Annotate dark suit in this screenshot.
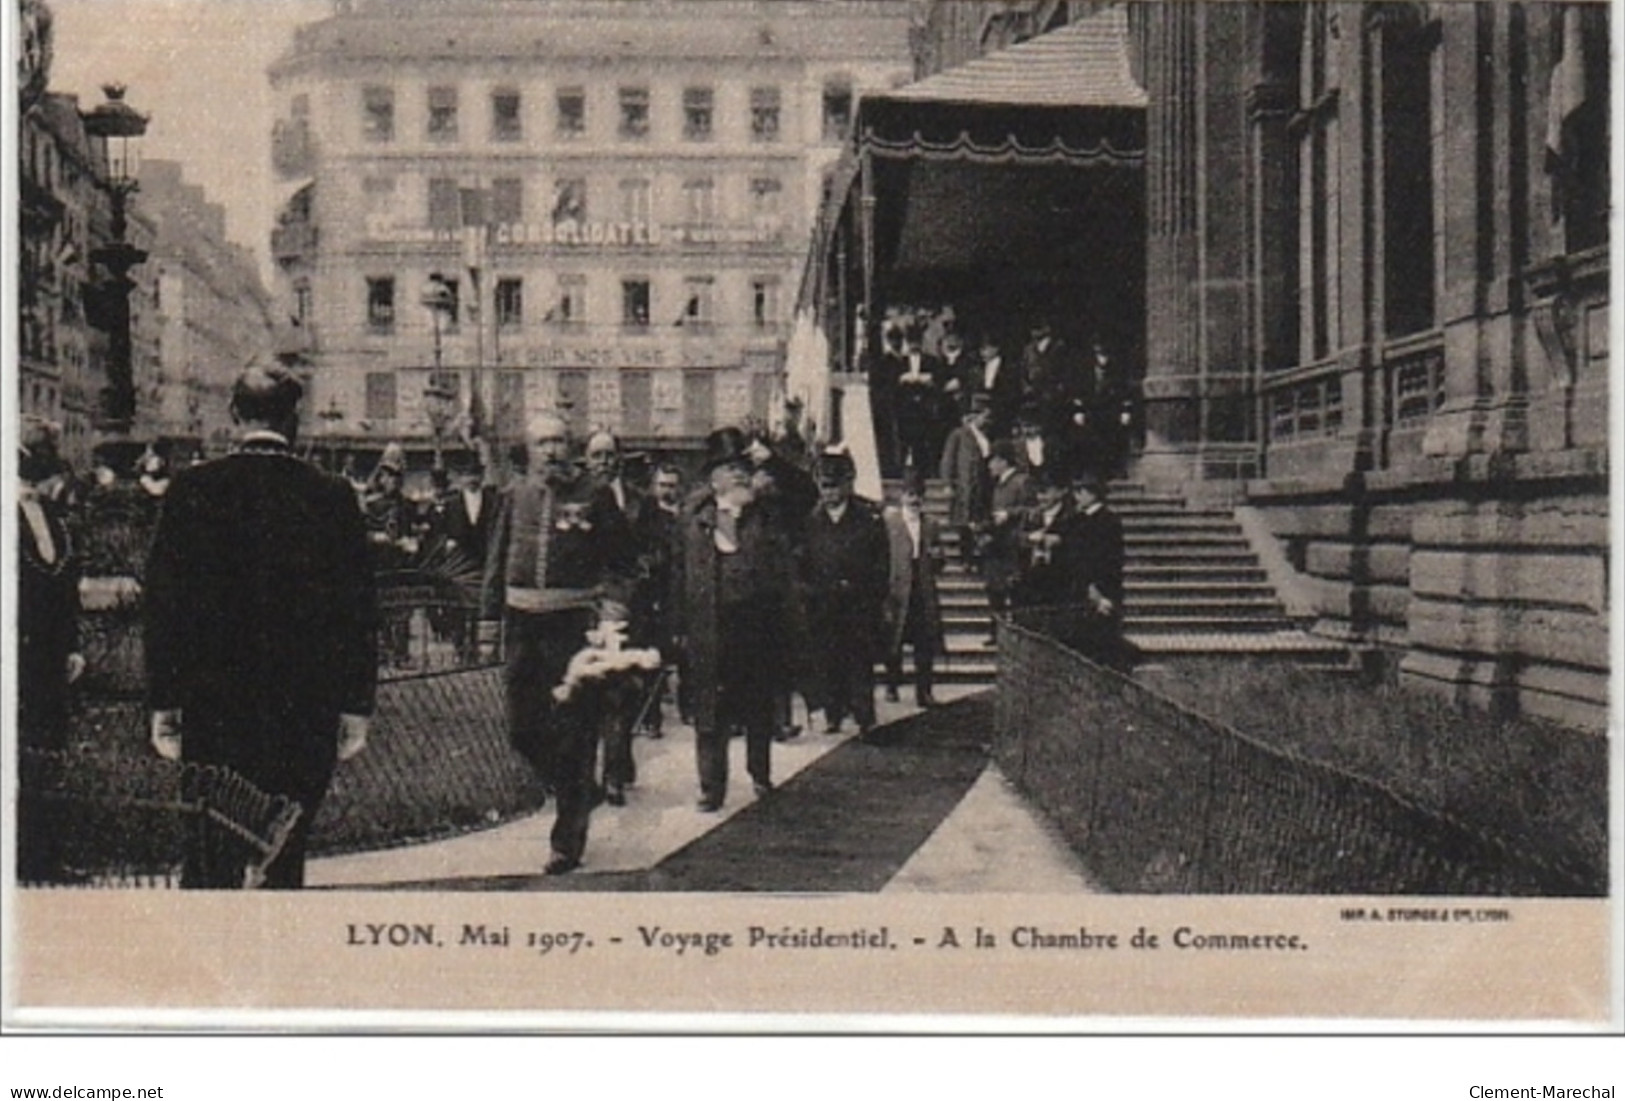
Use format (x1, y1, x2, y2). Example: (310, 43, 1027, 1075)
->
(437, 484, 498, 658)
(968, 353, 1021, 433)
(866, 348, 906, 478)
(482, 469, 634, 864)
(1065, 501, 1130, 668)
(18, 492, 80, 750)
(17, 491, 81, 884)
(983, 468, 1036, 620)
(1021, 336, 1085, 444)
(144, 437, 378, 888)
(673, 496, 794, 804)
(800, 497, 889, 730)
(894, 350, 944, 474)
(882, 507, 946, 695)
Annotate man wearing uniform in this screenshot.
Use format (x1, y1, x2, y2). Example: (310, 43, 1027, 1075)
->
(145, 366, 377, 888)
(481, 412, 635, 873)
(800, 451, 889, 735)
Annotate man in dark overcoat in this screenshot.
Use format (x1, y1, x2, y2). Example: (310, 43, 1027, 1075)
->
(937, 395, 993, 571)
(436, 454, 498, 661)
(584, 429, 648, 802)
(481, 412, 635, 873)
(1011, 464, 1081, 611)
(882, 472, 946, 707)
(672, 434, 795, 810)
(865, 326, 907, 478)
(800, 451, 889, 734)
(17, 418, 85, 884)
(893, 327, 945, 475)
(144, 366, 378, 889)
(982, 439, 1036, 640)
(1065, 469, 1131, 669)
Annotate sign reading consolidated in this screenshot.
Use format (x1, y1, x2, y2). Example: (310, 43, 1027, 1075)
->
(365, 218, 784, 247)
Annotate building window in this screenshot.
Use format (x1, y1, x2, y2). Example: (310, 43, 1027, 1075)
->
(427, 85, 458, 142)
(294, 278, 313, 326)
(1551, 5, 1610, 253)
(1376, 8, 1436, 338)
(683, 86, 714, 140)
(551, 274, 586, 325)
(365, 371, 397, 422)
(366, 276, 395, 332)
(616, 178, 651, 225)
(363, 174, 398, 216)
(749, 177, 783, 220)
(362, 85, 395, 142)
(750, 86, 781, 142)
(679, 276, 714, 327)
(491, 177, 523, 225)
(621, 279, 651, 328)
(682, 177, 716, 224)
(619, 85, 650, 139)
(428, 177, 461, 231)
(822, 80, 852, 142)
(556, 86, 586, 137)
(491, 87, 522, 142)
(751, 277, 781, 328)
(496, 277, 523, 328)
(552, 178, 587, 224)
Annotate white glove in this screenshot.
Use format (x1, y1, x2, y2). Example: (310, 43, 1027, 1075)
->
(150, 710, 182, 761)
(65, 652, 86, 684)
(337, 713, 371, 762)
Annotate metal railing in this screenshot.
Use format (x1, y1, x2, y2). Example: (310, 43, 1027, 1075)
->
(994, 607, 1602, 896)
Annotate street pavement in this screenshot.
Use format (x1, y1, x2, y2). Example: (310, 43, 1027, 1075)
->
(307, 684, 1095, 892)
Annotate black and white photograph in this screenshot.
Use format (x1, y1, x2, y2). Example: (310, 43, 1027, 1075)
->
(3, 0, 1619, 1037)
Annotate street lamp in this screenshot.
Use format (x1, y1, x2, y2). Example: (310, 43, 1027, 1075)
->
(83, 83, 148, 434)
(421, 274, 458, 466)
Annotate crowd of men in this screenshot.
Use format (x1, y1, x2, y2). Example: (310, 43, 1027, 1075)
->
(866, 306, 1136, 485)
(17, 337, 1130, 887)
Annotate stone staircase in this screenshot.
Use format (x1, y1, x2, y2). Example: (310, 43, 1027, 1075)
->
(888, 479, 1346, 688)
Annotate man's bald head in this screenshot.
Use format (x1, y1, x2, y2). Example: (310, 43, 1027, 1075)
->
(525, 411, 572, 474)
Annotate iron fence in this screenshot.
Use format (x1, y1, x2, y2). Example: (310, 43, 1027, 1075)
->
(995, 606, 1601, 896)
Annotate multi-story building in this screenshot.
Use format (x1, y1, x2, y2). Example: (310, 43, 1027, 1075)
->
(18, 91, 115, 468)
(906, 2, 1611, 727)
(139, 161, 278, 458)
(268, 0, 913, 463)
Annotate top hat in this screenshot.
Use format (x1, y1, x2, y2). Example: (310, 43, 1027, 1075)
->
(377, 442, 406, 473)
(968, 392, 993, 413)
(989, 438, 1023, 467)
(813, 449, 857, 485)
(702, 426, 750, 473)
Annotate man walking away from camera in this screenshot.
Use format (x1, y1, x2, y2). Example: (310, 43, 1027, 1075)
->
(145, 366, 377, 889)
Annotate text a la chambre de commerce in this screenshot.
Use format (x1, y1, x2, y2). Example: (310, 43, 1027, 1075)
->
(343, 921, 1313, 957)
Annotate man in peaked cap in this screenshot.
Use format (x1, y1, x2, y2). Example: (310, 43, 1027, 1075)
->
(144, 365, 378, 888)
(799, 448, 889, 735)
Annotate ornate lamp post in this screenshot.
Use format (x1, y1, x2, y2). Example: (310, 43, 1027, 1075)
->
(421, 274, 458, 467)
(83, 84, 148, 435)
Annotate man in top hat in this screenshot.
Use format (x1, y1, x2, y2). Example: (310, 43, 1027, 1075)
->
(363, 442, 415, 666)
(1011, 463, 1081, 611)
(882, 470, 946, 708)
(633, 461, 688, 737)
(481, 411, 636, 873)
(672, 428, 796, 810)
(865, 324, 907, 478)
(144, 365, 377, 888)
(800, 449, 889, 734)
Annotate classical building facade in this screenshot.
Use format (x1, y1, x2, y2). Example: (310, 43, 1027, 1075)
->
(910, 1, 1611, 728)
(268, 0, 912, 461)
(139, 161, 278, 457)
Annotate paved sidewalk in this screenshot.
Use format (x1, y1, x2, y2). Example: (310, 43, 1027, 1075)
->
(307, 684, 1093, 892)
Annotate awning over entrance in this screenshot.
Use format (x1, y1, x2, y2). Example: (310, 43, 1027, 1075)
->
(802, 5, 1147, 375)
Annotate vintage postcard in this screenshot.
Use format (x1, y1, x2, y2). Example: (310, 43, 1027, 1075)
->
(3, 0, 1619, 1031)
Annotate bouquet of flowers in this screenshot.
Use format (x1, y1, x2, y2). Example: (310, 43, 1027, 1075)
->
(553, 611, 662, 705)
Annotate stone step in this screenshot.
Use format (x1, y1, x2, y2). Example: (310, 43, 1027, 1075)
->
(1125, 531, 1251, 546)
(1124, 615, 1299, 635)
(1122, 517, 1246, 534)
(1127, 598, 1286, 618)
(1127, 582, 1280, 599)
(1126, 564, 1268, 582)
(1127, 546, 1259, 563)
(1130, 631, 1351, 663)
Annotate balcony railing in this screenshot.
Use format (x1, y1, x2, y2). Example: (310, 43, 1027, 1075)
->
(1383, 332, 1445, 429)
(1264, 360, 1343, 444)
